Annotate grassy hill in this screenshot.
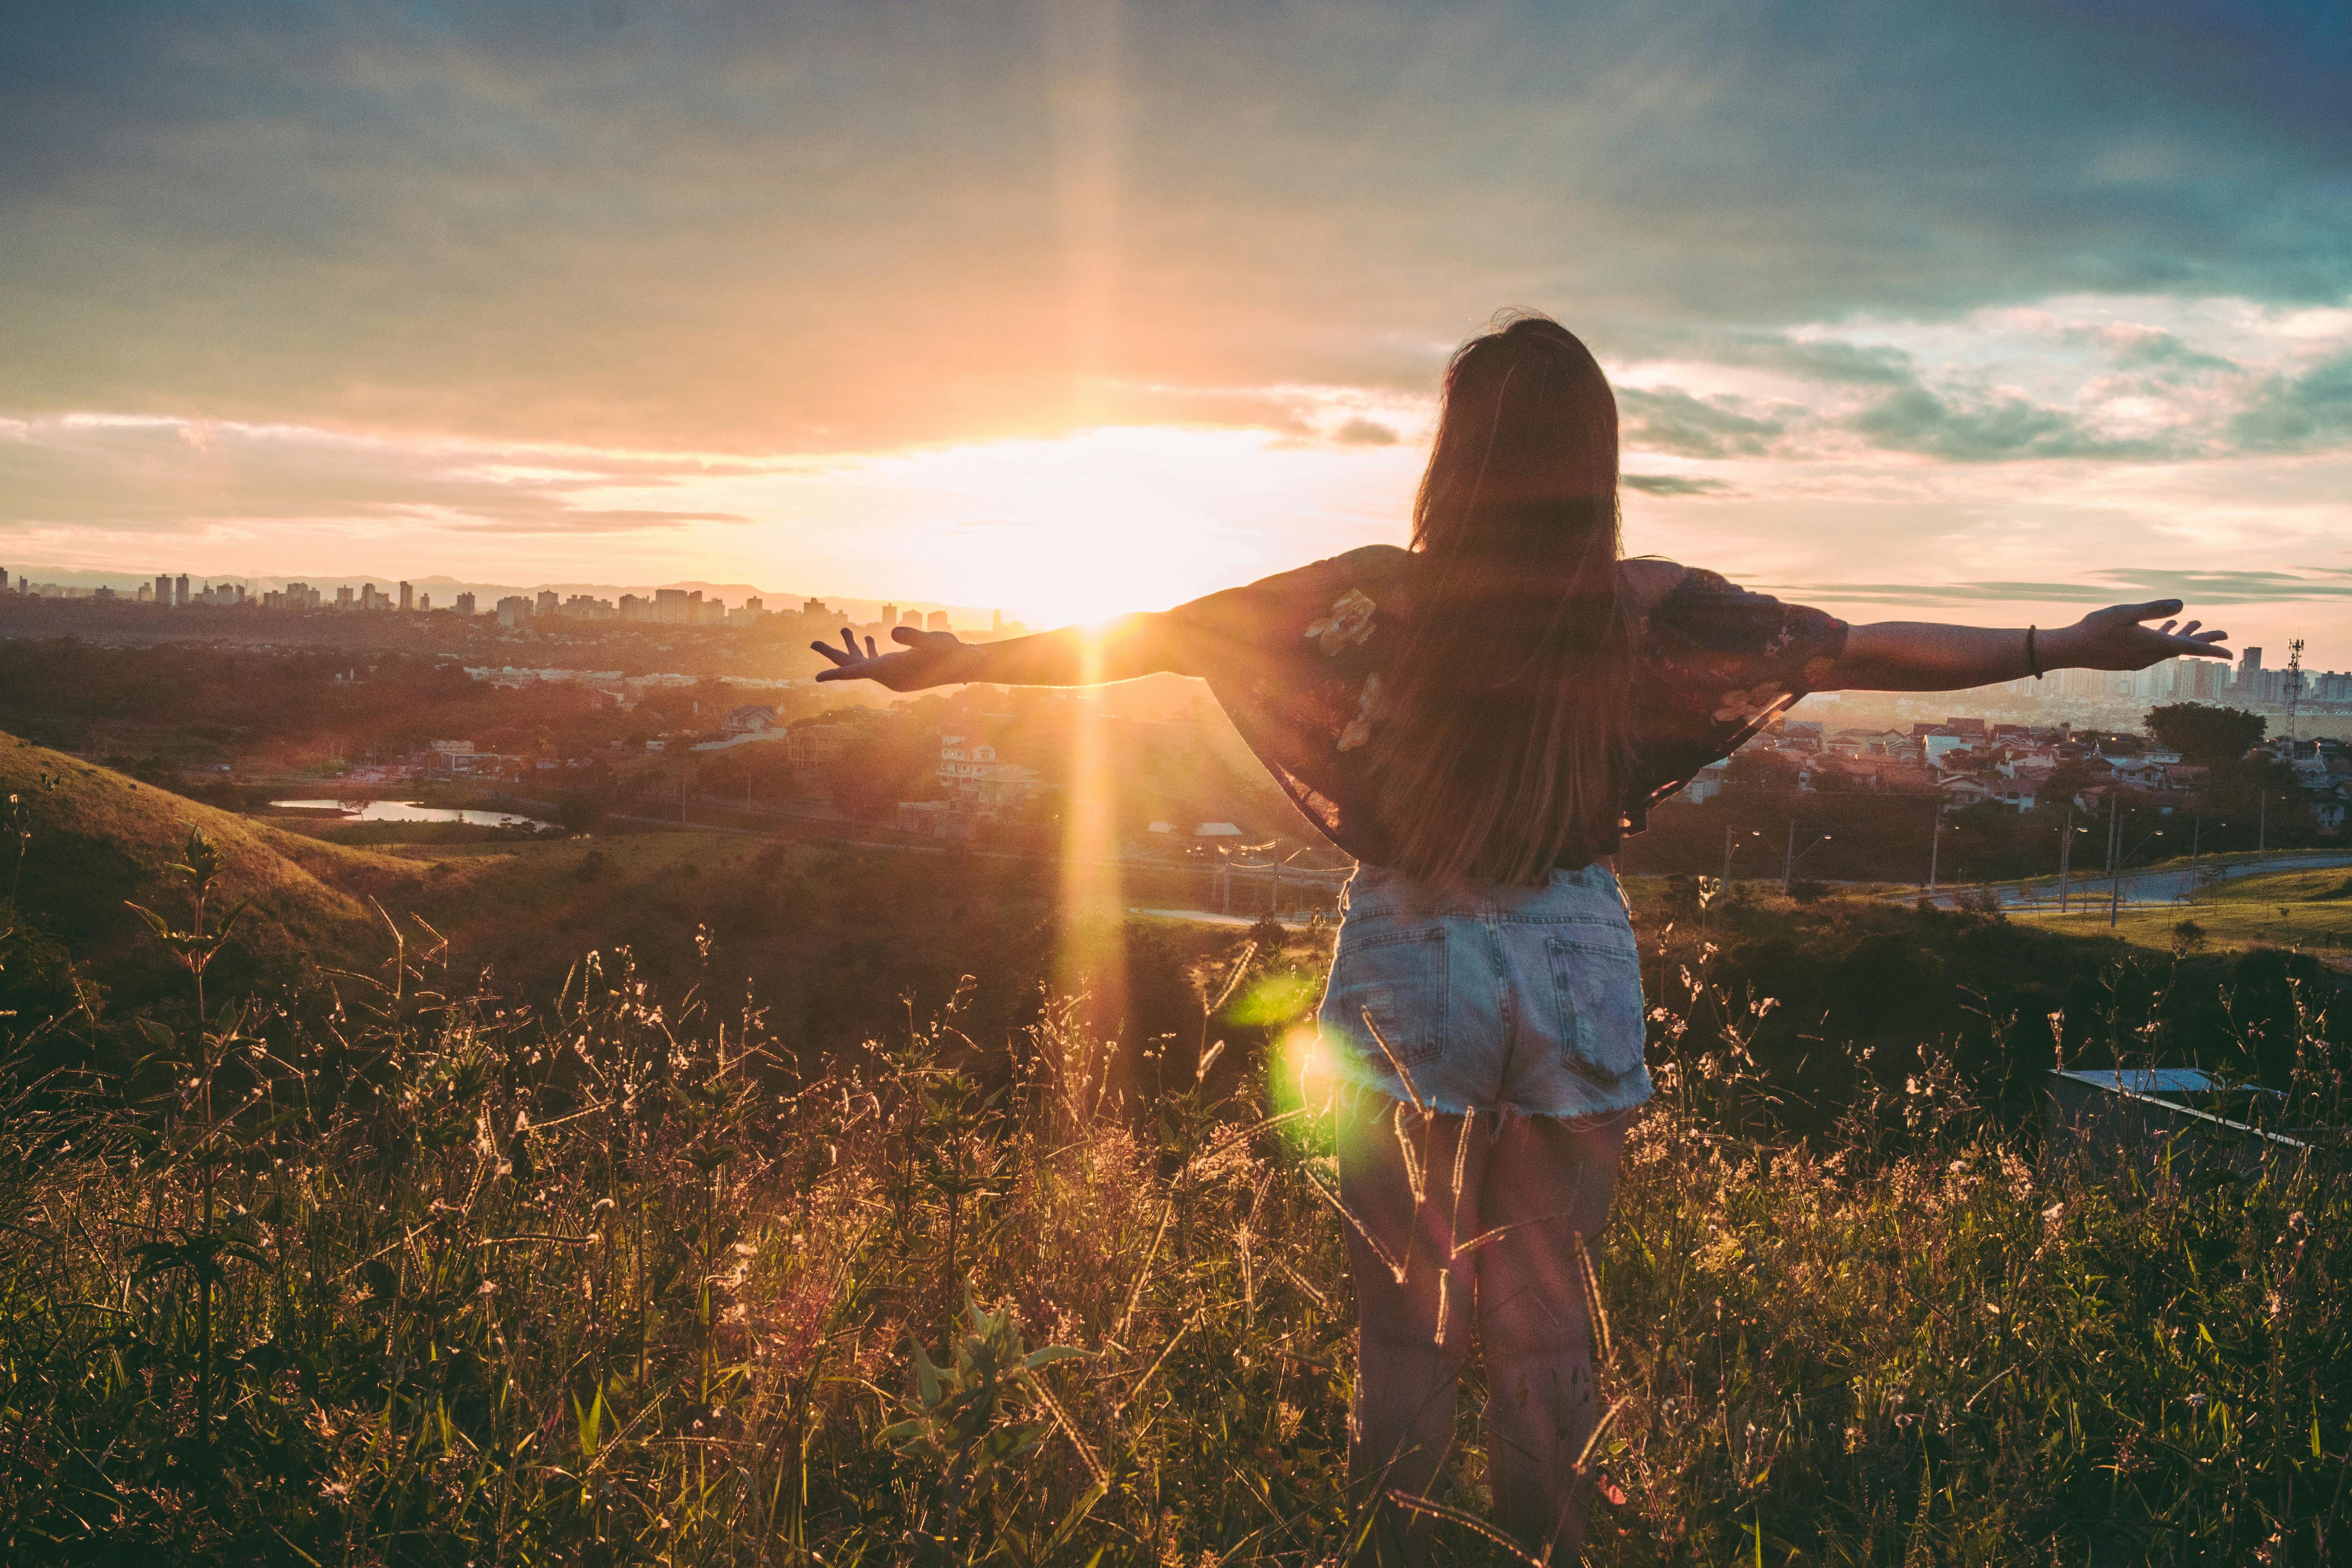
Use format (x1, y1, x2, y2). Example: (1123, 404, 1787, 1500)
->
(0, 732, 437, 1011)
(2016, 863, 2352, 965)
(0, 733, 1308, 1069)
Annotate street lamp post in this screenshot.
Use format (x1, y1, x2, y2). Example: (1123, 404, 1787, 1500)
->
(2056, 801, 2075, 913)
(1784, 822, 1832, 893)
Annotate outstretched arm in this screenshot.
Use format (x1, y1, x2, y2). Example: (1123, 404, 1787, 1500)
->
(808, 613, 1181, 691)
(1814, 599, 2229, 692)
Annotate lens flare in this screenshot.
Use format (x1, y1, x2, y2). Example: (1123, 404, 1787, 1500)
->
(1052, 630, 1127, 1041)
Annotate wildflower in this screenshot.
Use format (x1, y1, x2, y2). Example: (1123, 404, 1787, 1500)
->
(2185, 1392, 2209, 1411)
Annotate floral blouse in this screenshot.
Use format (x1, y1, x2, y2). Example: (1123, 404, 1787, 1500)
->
(1156, 544, 1847, 869)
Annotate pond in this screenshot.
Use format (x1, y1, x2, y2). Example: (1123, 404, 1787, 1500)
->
(269, 799, 554, 829)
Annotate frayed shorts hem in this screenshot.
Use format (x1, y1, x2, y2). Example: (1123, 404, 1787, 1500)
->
(1324, 1053, 1652, 1123)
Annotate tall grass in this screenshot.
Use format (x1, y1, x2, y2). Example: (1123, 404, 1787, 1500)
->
(0, 844, 2347, 1564)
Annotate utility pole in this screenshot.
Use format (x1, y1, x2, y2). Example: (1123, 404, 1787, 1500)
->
(2107, 794, 2123, 929)
(1721, 824, 1737, 892)
(1784, 818, 1797, 894)
(1928, 812, 1943, 895)
(2056, 801, 2074, 913)
(2188, 814, 2201, 905)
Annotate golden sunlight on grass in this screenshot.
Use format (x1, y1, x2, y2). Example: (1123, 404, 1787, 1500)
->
(1053, 627, 1128, 1037)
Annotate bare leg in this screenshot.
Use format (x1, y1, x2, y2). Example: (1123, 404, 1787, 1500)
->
(1336, 1092, 1488, 1565)
(1473, 1110, 1628, 1559)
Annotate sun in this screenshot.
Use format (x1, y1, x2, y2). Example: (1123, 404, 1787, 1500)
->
(851, 424, 1399, 626)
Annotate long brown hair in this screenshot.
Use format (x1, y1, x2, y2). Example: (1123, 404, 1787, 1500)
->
(1365, 312, 1636, 885)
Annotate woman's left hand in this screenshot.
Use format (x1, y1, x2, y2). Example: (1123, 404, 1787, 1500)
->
(2055, 600, 2230, 671)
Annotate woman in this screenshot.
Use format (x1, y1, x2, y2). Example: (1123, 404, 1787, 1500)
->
(811, 313, 2229, 1559)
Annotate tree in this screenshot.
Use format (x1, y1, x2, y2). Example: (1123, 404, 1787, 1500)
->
(556, 790, 607, 836)
(2146, 703, 2265, 766)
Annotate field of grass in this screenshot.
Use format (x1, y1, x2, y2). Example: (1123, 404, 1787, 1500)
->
(0, 825, 2347, 1564)
(2017, 865, 2352, 963)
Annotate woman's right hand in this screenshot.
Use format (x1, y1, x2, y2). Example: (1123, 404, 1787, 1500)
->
(809, 625, 979, 690)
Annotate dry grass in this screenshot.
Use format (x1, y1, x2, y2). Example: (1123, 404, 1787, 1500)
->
(0, 838, 2347, 1564)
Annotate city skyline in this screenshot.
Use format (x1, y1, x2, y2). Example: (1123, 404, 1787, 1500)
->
(2, 5, 2349, 658)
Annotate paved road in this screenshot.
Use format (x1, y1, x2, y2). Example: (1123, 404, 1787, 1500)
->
(1914, 850, 2352, 911)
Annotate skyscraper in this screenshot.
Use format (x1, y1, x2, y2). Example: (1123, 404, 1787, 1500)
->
(881, 603, 897, 628)
(455, 592, 476, 616)
(155, 573, 170, 605)
(398, 580, 413, 612)
(925, 610, 951, 633)
(174, 574, 190, 607)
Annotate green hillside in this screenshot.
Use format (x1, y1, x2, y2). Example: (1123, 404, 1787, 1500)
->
(0, 733, 432, 1006)
(2017, 863, 2352, 965)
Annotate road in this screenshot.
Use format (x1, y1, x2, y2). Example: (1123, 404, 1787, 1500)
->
(1912, 850, 2352, 911)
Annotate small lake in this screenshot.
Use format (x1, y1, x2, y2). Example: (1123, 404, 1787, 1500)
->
(270, 799, 554, 829)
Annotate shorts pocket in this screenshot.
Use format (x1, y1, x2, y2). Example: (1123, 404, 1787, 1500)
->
(1546, 933, 1646, 1085)
(1321, 926, 1447, 1068)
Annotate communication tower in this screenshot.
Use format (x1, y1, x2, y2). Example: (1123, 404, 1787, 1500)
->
(2285, 638, 2305, 744)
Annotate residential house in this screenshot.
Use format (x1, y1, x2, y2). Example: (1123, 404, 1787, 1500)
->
(938, 736, 1041, 814)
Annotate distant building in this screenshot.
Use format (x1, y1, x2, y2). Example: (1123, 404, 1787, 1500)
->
(398, 580, 413, 612)
(454, 592, 476, 616)
(723, 704, 778, 734)
(787, 722, 864, 766)
(536, 589, 559, 617)
(881, 603, 897, 628)
(417, 591, 431, 612)
(802, 597, 830, 619)
(925, 610, 951, 633)
(939, 735, 1039, 813)
(154, 573, 170, 604)
(174, 573, 190, 608)
(336, 585, 353, 610)
(496, 595, 533, 629)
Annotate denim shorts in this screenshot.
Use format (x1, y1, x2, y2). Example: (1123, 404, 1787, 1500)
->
(1315, 861, 1652, 1120)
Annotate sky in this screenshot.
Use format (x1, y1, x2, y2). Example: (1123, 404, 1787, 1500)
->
(3, 0, 2351, 662)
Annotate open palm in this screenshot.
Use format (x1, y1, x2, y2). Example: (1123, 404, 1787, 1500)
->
(808, 625, 975, 690)
(2067, 599, 2230, 671)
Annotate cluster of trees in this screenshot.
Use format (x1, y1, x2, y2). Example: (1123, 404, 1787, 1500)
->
(1633, 705, 2325, 887)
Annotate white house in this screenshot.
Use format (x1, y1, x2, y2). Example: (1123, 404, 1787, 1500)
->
(938, 736, 1040, 813)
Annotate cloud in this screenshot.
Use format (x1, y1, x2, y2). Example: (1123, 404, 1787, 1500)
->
(1847, 386, 2179, 462)
(2228, 350, 2352, 453)
(1332, 417, 1399, 446)
(2103, 328, 2237, 376)
(1622, 473, 1733, 497)
(0, 416, 758, 537)
(1775, 568, 2352, 607)
(1618, 328, 1918, 387)
(1617, 388, 1791, 459)
(3, 2, 2351, 453)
